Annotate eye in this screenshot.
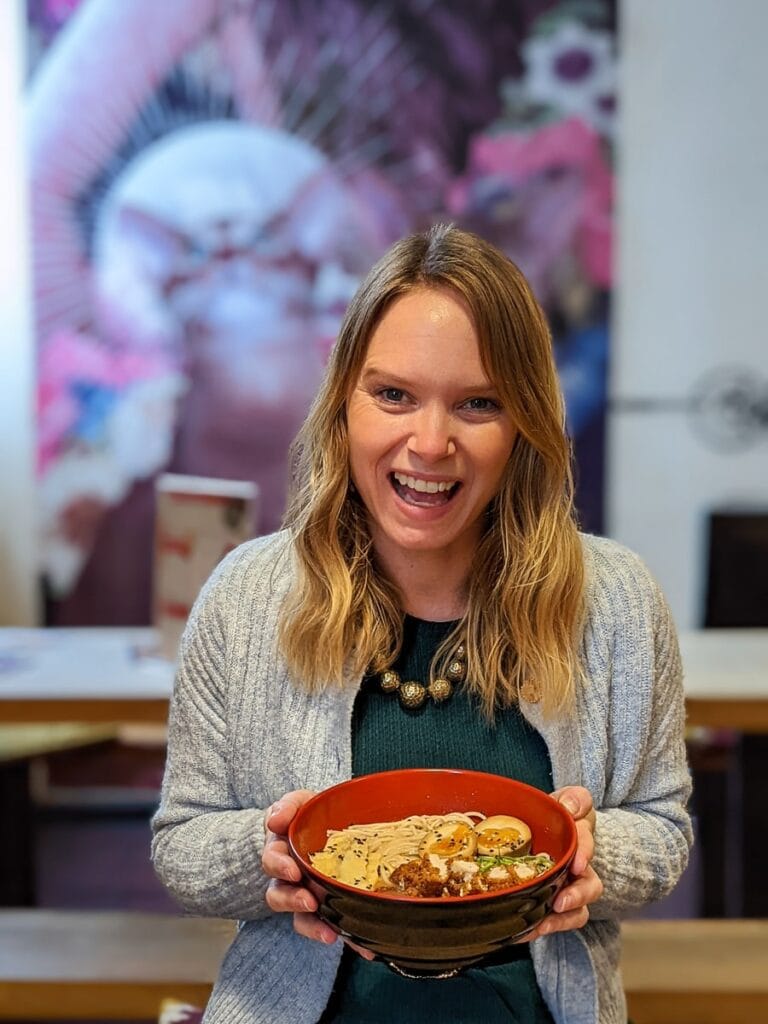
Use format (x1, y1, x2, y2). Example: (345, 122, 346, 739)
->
(462, 396, 500, 413)
(378, 387, 407, 404)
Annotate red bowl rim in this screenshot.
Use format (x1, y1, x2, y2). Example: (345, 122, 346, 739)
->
(287, 768, 578, 906)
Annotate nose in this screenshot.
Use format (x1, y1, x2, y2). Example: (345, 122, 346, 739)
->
(407, 404, 456, 463)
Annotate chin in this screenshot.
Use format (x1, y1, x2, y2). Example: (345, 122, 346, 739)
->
(380, 524, 473, 557)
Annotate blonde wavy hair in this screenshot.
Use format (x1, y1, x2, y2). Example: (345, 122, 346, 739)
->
(279, 224, 585, 718)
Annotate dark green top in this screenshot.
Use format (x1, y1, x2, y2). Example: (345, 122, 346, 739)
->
(320, 617, 555, 1024)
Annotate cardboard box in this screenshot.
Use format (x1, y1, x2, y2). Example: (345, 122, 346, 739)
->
(153, 474, 259, 660)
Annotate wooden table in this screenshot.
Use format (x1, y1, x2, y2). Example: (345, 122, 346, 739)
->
(1, 627, 767, 728)
(679, 629, 768, 733)
(0, 626, 765, 915)
(0, 911, 766, 1022)
(0, 628, 173, 723)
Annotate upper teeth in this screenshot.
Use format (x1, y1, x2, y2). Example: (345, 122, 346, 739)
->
(393, 472, 456, 494)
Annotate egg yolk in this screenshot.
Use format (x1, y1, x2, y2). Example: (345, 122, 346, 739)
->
(480, 828, 521, 848)
(430, 823, 474, 856)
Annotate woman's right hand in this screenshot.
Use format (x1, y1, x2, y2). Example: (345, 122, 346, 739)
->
(262, 791, 375, 958)
(263, 791, 337, 944)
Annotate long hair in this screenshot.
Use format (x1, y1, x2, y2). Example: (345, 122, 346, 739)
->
(279, 224, 585, 718)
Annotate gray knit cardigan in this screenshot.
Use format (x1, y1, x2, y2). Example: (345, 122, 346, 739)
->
(151, 530, 693, 1024)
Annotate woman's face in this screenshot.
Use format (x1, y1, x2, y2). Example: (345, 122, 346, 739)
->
(346, 287, 517, 568)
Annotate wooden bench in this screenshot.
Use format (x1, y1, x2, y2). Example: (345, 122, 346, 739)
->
(621, 918, 768, 1024)
(0, 911, 233, 1020)
(1, 912, 766, 1021)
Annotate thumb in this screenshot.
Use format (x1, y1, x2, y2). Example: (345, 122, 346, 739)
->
(266, 790, 316, 833)
(552, 785, 593, 820)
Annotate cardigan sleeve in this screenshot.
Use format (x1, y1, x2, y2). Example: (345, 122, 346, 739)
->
(150, 551, 273, 920)
(588, 574, 693, 918)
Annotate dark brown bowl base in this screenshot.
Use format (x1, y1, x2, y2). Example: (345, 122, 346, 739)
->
(310, 868, 568, 977)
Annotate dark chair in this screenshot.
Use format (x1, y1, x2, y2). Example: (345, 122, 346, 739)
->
(697, 510, 768, 917)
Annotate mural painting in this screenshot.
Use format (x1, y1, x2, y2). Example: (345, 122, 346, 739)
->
(26, 0, 616, 623)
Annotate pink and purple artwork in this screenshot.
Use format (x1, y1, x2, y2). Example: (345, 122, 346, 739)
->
(26, 0, 616, 623)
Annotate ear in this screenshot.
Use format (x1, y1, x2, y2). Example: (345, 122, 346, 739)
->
(272, 167, 378, 275)
(113, 203, 193, 260)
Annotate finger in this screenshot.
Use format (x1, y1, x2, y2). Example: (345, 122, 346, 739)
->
(262, 835, 302, 879)
(554, 867, 604, 913)
(292, 912, 376, 960)
(262, 843, 303, 883)
(535, 905, 590, 937)
(572, 819, 595, 876)
(344, 939, 376, 961)
(266, 790, 316, 836)
(514, 910, 586, 944)
(294, 910, 340, 946)
(265, 879, 318, 915)
(513, 903, 589, 944)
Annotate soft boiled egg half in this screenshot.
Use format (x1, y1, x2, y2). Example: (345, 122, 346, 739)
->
(474, 815, 532, 856)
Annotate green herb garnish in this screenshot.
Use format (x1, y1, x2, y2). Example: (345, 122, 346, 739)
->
(476, 853, 555, 874)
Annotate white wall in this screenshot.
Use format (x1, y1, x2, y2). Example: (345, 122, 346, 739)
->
(0, 0, 38, 625)
(609, 0, 768, 628)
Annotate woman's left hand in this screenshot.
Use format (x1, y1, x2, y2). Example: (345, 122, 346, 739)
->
(521, 785, 604, 941)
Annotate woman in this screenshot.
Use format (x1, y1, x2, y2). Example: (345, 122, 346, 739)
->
(151, 225, 692, 1023)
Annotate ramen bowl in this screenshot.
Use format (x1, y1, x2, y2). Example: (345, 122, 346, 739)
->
(288, 768, 578, 977)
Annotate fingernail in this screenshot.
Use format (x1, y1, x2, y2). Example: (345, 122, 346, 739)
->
(299, 897, 313, 912)
(288, 863, 301, 882)
(321, 928, 338, 944)
(268, 802, 282, 820)
(561, 796, 578, 814)
(556, 894, 570, 912)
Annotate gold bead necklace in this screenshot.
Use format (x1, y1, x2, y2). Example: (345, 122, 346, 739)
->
(377, 644, 466, 710)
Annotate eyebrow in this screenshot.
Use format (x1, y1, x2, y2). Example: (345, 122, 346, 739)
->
(360, 366, 499, 394)
(359, 367, 413, 389)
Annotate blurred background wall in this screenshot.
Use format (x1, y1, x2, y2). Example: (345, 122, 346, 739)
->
(608, 0, 768, 630)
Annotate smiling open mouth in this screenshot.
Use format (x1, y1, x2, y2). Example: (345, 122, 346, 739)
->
(390, 472, 461, 507)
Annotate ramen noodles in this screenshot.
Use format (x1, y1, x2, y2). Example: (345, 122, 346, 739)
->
(309, 812, 555, 897)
